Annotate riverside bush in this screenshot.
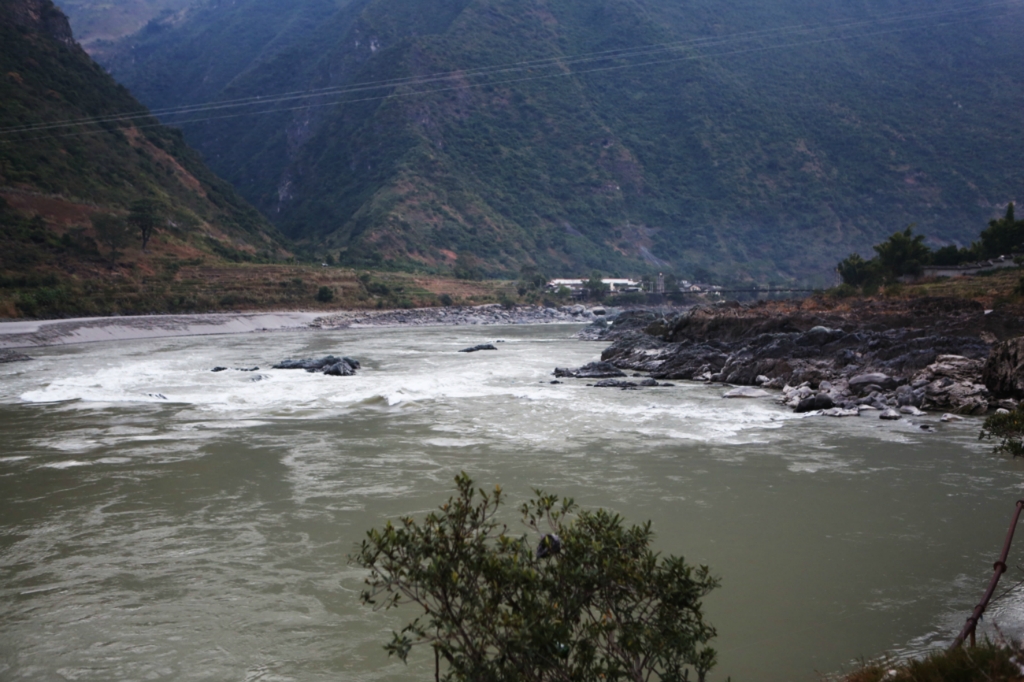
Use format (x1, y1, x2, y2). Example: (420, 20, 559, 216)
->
(354, 473, 719, 682)
(980, 404, 1024, 457)
(841, 639, 1023, 682)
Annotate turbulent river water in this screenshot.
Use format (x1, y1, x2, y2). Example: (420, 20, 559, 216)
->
(2, 323, 1024, 681)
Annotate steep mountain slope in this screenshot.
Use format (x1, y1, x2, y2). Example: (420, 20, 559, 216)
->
(0, 0, 288, 316)
(103, 0, 1024, 282)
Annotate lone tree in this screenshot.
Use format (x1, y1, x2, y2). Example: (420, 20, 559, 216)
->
(354, 473, 720, 682)
(584, 271, 608, 301)
(128, 198, 163, 251)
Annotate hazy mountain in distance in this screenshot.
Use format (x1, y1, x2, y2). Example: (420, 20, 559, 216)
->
(56, 0, 192, 54)
(102, 0, 1024, 282)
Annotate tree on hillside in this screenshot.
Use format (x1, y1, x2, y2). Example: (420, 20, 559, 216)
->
(930, 244, 973, 266)
(976, 203, 1023, 259)
(128, 198, 163, 251)
(354, 474, 720, 682)
(91, 212, 130, 264)
(837, 253, 875, 287)
(873, 225, 931, 280)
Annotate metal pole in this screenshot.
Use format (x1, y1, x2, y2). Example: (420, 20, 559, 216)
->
(950, 499, 1024, 649)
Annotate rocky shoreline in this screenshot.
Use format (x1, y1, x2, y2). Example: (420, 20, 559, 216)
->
(312, 303, 608, 329)
(568, 297, 1024, 417)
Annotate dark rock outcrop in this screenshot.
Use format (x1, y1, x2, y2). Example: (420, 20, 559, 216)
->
(273, 355, 360, 376)
(459, 344, 498, 353)
(590, 296, 1017, 414)
(795, 393, 834, 413)
(983, 337, 1024, 399)
(554, 361, 626, 379)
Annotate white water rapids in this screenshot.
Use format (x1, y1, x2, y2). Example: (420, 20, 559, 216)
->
(2, 323, 1024, 681)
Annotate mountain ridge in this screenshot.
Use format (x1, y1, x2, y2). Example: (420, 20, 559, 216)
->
(98, 0, 1024, 282)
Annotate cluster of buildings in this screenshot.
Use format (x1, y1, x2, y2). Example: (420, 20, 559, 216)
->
(546, 274, 721, 299)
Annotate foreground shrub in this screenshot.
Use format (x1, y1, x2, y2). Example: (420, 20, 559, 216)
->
(354, 473, 720, 682)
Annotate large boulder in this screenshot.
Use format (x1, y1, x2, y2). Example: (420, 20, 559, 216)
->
(983, 337, 1024, 399)
(795, 393, 835, 412)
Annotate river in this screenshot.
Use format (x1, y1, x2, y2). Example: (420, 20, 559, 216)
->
(1, 323, 1023, 681)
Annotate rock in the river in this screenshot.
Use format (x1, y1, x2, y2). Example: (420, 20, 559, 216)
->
(590, 297, 1007, 414)
(459, 344, 498, 353)
(723, 386, 771, 399)
(322, 360, 357, 376)
(554, 361, 626, 379)
(982, 337, 1024, 399)
(880, 408, 902, 420)
(795, 393, 834, 412)
(592, 379, 639, 389)
(273, 355, 359, 376)
(899, 405, 926, 416)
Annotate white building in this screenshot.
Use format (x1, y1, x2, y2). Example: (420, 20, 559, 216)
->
(547, 278, 641, 293)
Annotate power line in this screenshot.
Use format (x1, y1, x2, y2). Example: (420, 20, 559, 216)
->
(2, 0, 1021, 142)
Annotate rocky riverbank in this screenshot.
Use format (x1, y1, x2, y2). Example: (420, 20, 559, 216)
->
(312, 303, 606, 329)
(572, 297, 1024, 416)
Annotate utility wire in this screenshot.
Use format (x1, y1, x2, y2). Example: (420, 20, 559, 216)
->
(0, 0, 1015, 135)
(2, 1, 1021, 143)
(2, 0, 1016, 135)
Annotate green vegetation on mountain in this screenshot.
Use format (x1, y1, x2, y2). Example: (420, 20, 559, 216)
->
(0, 0, 292, 316)
(837, 204, 1024, 290)
(100, 0, 1024, 283)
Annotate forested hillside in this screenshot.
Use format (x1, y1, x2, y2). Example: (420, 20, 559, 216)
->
(0, 0, 288, 316)
(101, 0, 1024, 283)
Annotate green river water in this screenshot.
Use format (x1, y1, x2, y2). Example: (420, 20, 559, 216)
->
(1, 324, 1023, 681)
